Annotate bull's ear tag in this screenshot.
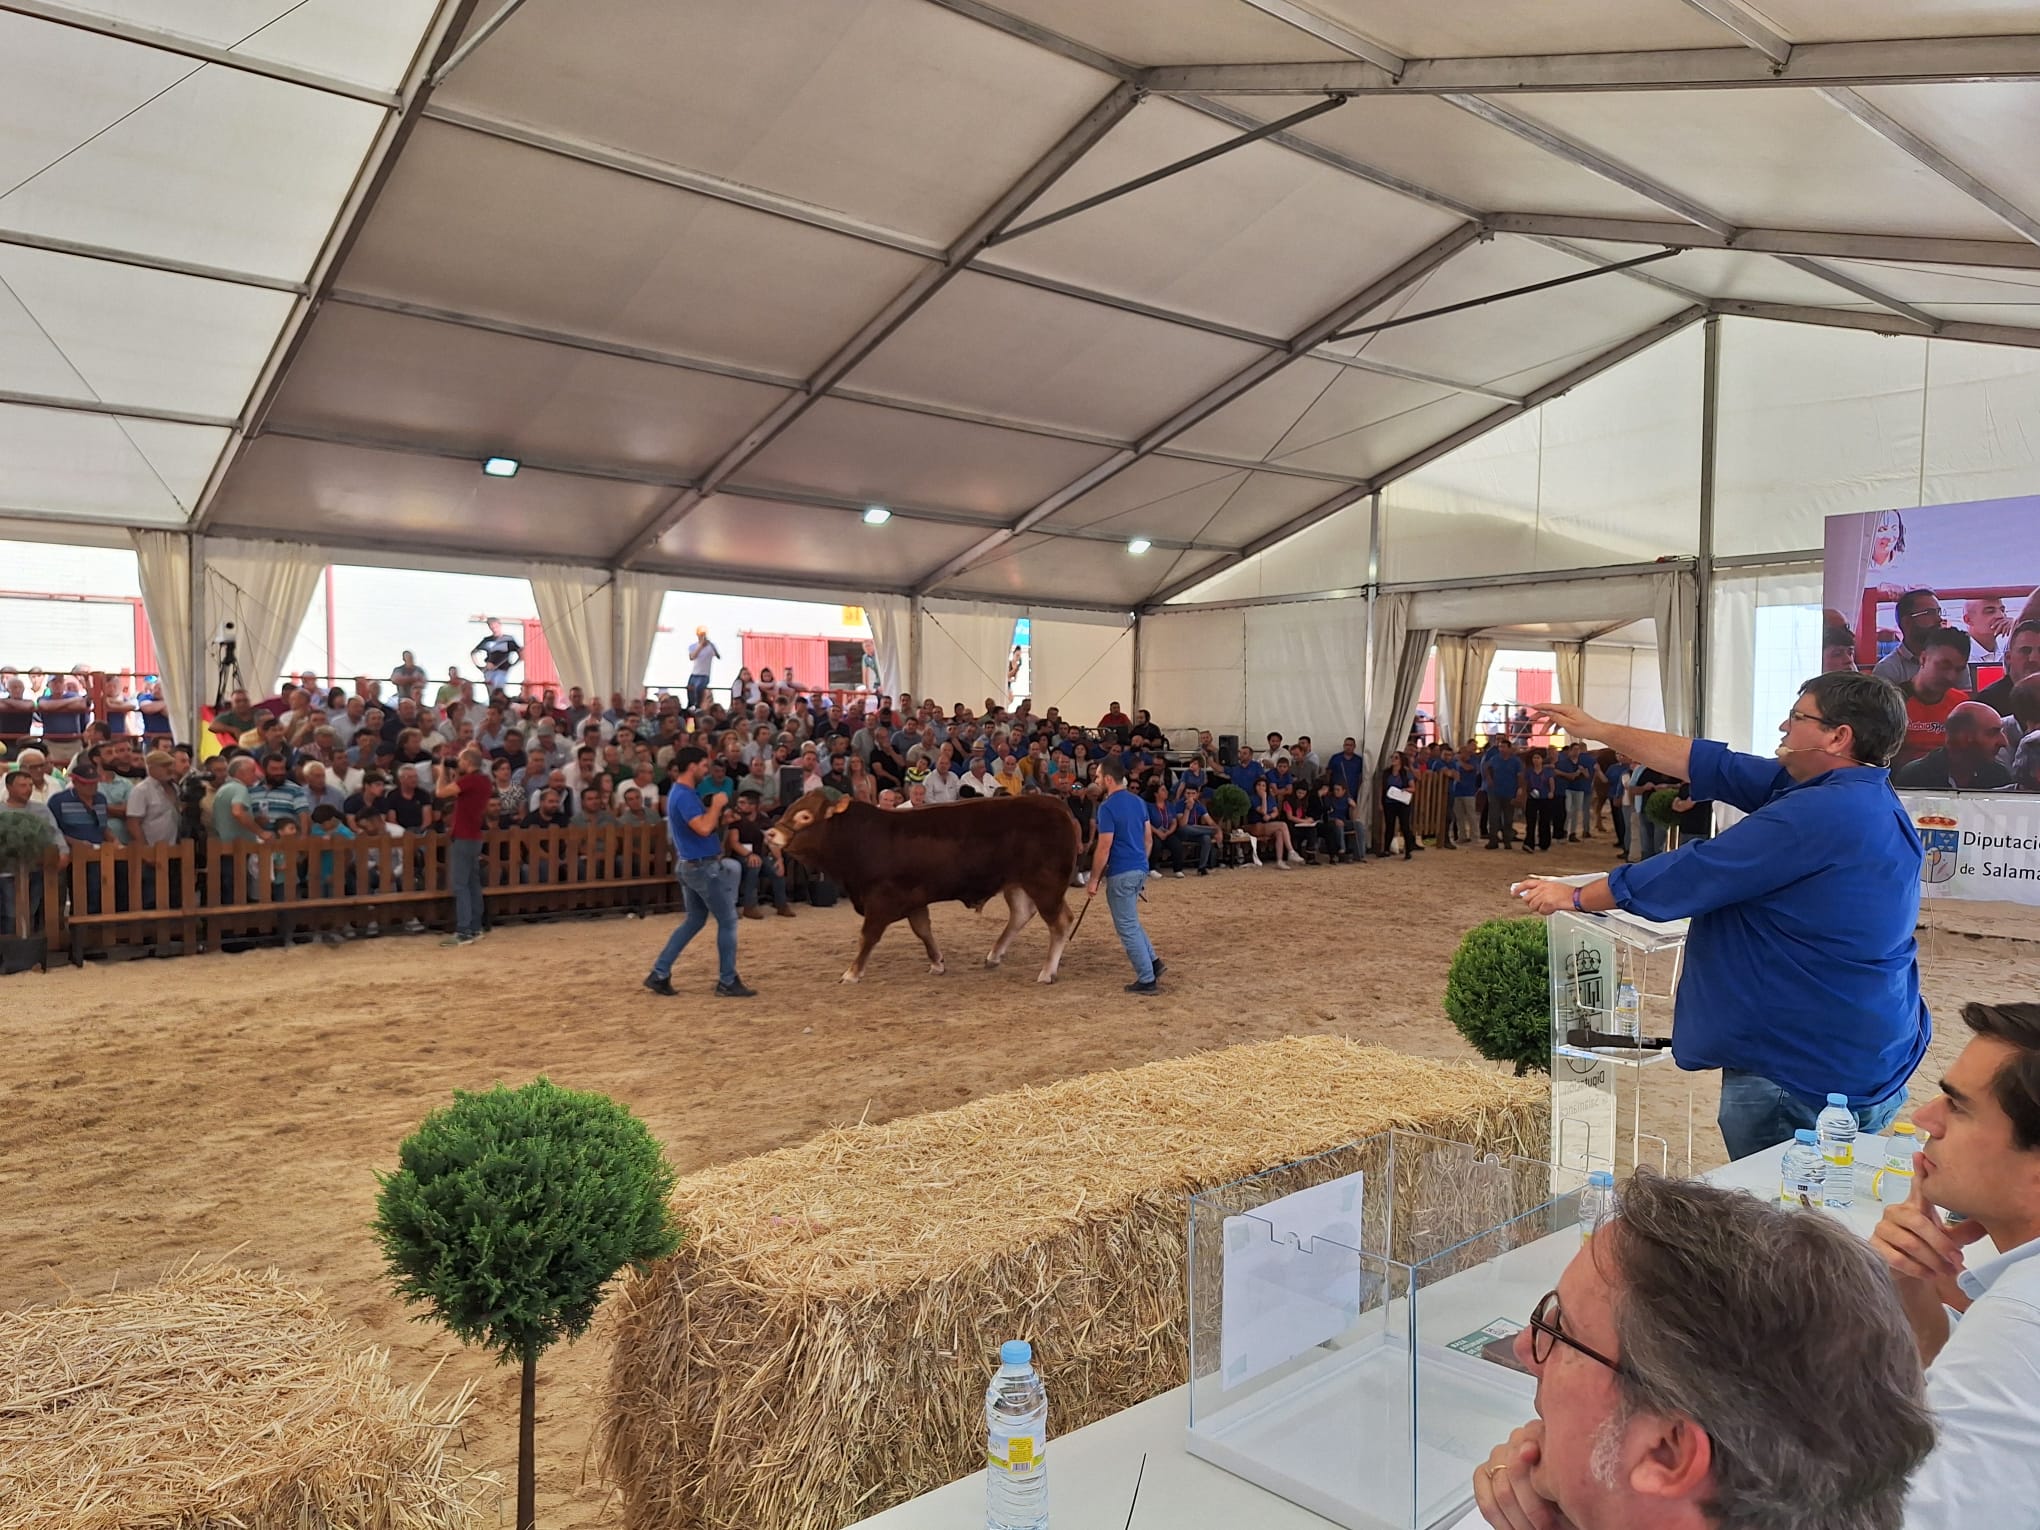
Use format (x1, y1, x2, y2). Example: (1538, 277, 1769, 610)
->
(830, 796, 852, 815)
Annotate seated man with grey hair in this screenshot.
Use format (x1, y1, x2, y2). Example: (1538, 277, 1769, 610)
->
(1471, 1171, 1934, 1530)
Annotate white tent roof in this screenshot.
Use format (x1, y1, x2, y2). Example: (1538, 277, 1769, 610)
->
(7, 0, 2040, 607)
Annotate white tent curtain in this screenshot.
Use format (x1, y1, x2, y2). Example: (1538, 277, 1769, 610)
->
(129, 529, 194, 740)
(1424, 632, 1500, 745)
(864, 593, 911, 699)
(1552, 641, 1586, 708)
(202, 538, 323, 702)
(1137, 607, 1245, 741)
(1366, 592, 1436, 823)
(615, 571, 667, 696)
(1705, 564, 1823, 754)
(1651, 570, 1698, 735)
(1029, 613, 1134, 726)
(917, 599, 1019, 710)
(1244, 599, 1368, 751)
(529, 563, 615, 696)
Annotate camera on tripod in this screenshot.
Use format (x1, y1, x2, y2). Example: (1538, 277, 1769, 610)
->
(210, 620, 245, 708)
(212, 620, 237, 659)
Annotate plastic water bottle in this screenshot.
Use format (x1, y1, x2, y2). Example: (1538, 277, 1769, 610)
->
(986, 1340, 1048, 1530)
(1815, 1093, 1857, 1208)
(1578, 1169, 1616, 1243)
(1876, 1123, 1920, 1203)
(1613, 981, 1642, 1046)
(1780, 1129, 1826, 1210)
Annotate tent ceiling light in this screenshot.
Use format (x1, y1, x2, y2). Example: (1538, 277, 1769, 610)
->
(482, 456, 520, 478)
(862, 505, 893, 525)
(1127, 537, 1152, 555)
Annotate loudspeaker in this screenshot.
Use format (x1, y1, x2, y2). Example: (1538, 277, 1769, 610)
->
(1217, 734, 1239, 768)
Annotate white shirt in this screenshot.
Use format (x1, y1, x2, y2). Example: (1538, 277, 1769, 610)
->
(689, 639, 718, 678)
(923, 769, 962, 804)
(1905, 1232, 2040, 1530)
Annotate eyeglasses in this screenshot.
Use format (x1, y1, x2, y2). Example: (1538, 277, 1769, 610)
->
(1784, 708, 1833, 729)
(1527, 1290, 1627, 1376)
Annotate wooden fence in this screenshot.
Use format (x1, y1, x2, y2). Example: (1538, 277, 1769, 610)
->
(13, 825, 686, 966)
(1373, 770, 1452, 854)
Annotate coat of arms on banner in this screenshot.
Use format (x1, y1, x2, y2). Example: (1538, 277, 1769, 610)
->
(1914, 809, 1960, 884)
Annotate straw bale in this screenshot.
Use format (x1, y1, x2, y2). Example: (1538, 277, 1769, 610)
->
(604, 1036, 1545, 1530)
(0, 1262, 490, 1530)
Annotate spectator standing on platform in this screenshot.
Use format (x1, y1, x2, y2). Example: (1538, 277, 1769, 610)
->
(434, 748, 490, 946)
(1872, 1001, 2040, 1530)
(390, 651, 427, 694)
(1087, 759, 1162, 994)
(1469, 1173, 1933, 1530)
(644, 746, 752, 999)
(471, 618, 522, 694)
(688, 627, 719, 710)
(1515, 679, 1927, 1159)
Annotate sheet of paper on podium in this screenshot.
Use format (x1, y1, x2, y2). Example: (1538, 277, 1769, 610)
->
(1219, 1170, 1365, 1390)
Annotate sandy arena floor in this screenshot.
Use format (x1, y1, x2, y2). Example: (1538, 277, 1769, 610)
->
(4, 835, 2035, 1527)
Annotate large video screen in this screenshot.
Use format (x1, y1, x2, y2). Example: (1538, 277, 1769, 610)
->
(1822, 498, 2040, 794)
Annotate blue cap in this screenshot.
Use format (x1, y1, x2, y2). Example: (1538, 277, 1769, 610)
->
(1001, 1340, 1032, 1366)
(1795, 1128, 1817, 1145)
(1827, 1093, 1848, 1106)
(1588, 1170, 1614, 1186)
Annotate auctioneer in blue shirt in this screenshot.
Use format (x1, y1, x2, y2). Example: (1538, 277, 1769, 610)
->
(1607, 738, 1929, 1110)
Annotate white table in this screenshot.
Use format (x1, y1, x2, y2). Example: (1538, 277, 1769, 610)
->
(850, 1142, 1941, 1530)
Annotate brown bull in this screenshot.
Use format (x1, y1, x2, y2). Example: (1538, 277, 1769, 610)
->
(765, 790, 1080, 983)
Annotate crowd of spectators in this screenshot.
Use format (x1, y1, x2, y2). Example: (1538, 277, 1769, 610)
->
(1827, 585, 2040, 791)
(6, 635, 1681, 948)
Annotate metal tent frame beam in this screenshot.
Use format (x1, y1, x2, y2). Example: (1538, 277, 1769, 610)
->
(1482, 215, 2040, 270)
(1821, 88, 2040, 249)
(1141, 36, 2040, 95)
(0, 226, 307, 294)
(1143, 306, 1708, 606)
(0, 389, 238, 430)
(913, 223, 1487, 593)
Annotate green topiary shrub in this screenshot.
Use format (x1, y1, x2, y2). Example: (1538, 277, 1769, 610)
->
(1444, 917, 1552, 1075)
(0, 809, 51, 873)
(1644, 787, 1682, 829)
(1211, 783, 1251, 827)
(374, 1078, 680, 1530)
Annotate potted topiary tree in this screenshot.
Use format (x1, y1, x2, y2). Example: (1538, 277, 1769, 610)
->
(0, 809, 54, 975)
(1444, 917, 1552, 1075)
(374, 1078, 681, 1530)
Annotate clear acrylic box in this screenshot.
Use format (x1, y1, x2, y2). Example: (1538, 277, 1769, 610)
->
(1185, 1132, 1583, 1530)
(1546, 907, 1695, 1181)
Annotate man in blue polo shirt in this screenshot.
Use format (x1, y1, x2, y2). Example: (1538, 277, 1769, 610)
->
(1088, 759, 1164, 994)
(644, 745, 755, 999)
(1516, 675, 1928, 1159)
(1227, 744, 1265, 797)
(1483, 738, 1522, 849)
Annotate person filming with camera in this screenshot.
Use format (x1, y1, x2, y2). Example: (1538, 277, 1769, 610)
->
(1513, 674, 1928, 1160)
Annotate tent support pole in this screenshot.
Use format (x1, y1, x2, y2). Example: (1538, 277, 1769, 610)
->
(1694, 315, 1720, 734)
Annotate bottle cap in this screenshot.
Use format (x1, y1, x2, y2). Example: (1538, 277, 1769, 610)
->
(1893, 1122, 1917, 1136)
(1795, 1128, 1817, 1145)
(1000, 1340, 1032, 1366)
(1826, 1093, 1848, 1106)
(1588, 1170, 1614, 1186)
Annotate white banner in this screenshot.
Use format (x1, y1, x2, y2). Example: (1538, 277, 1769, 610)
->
(1904, 792, 2040, 906)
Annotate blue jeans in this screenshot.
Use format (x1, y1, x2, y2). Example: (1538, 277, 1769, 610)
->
(652, 856, 738, 984)
(1177, 824, 1216, 869)
(1104, 869, 1156, 983)
(739, 856, 787, 909)
(450, 837, 483, 936)
(1717, 1068, 1907, 1161)
(483, 667, 510, 694)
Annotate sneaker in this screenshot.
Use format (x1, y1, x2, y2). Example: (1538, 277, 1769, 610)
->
(643, 974, 677, 997)
(1197, 867, 1209, 876)
(363, 921, 380, 937)
(439, 934, 466, 947)
(1124, 978, 1159, 995)
(716, 977, 758, 998)
(403, 918, 427, 934)
(1174, 870, 1186, 878)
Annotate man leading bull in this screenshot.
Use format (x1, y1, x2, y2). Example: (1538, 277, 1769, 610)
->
(1515, 674, 1927, 1160)
(643, 745, 756, 1000)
